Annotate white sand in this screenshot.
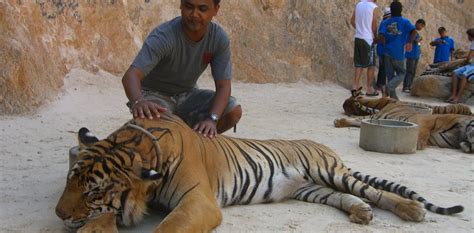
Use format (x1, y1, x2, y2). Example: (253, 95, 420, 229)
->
(0, 68, 472, 233)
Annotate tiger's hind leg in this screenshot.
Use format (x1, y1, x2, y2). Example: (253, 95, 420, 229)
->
(334, 117, 363, 128)
(340, 175, 426, 222)
(292, 184, 373, 224)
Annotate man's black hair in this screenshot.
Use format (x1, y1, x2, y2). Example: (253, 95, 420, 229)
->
(416, 19, 426, 25)
(182, 0, 220, 5)
(467, 28, 474, 38)
(390, 1, 402, 17)
(438, 27, 447, 34)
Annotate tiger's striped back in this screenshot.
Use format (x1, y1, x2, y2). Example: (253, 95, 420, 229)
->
(56, 113, 465, 232)
(343, 95, 472, 117)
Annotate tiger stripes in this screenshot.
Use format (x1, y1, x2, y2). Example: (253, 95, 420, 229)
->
(336, 96, 474, 152)
(56, 114, 463, 232)
(351, 171, 463, 215)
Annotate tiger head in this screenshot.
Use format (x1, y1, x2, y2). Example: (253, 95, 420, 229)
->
(343, 89, 401, 116)
(55, 124, 166, 231)
(460, 120, 474, 153)
(343, 87, 369, 116)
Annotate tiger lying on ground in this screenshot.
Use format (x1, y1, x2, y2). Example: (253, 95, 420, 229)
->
(336, 92, 474, 153)
(56, 114, 464, 232)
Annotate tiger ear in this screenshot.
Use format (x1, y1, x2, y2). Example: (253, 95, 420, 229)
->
(78, 127, 99, 148)
(140, 168, 162, 180)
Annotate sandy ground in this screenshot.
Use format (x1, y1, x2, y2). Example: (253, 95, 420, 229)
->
(0, 68, 473, 233)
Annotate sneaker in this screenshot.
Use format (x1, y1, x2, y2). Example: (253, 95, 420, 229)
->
(402, 88, 410, 93)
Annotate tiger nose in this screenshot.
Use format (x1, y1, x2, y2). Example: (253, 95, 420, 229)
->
(55, 205, 71, 220)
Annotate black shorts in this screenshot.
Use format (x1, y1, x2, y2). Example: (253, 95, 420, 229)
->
(354, 38, 375, 68)
(128, 88, 238, 127)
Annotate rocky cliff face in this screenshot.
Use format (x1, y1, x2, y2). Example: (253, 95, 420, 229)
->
(1, 0, 472, 114)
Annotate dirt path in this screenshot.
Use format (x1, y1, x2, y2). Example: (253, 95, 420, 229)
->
(0, 69, 472, 233)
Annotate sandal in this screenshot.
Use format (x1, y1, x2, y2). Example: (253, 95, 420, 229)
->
(366, 91, 380, 97)
(448, 99, 460, 104)
(445, 97, 455, 103)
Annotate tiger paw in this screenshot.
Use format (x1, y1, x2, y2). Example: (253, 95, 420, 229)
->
(348, 203, 373, 225)
(77, 213, 118, 233)
(416, 139, 428, 150)
(460, 141, 473, 153)
(334, 119, 348, 128)
(394, 200, 425, 222)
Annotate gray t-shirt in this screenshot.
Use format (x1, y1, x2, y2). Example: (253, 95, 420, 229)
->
(132, 17, 232, 95)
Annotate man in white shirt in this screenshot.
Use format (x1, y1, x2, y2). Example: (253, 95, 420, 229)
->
(351, 0, 380, 96)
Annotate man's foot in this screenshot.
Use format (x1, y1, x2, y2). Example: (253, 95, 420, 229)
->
(448, 98, 461, 104)
(365, 87, 378, 96)
(402, 88, 410, 93)
(445, 96, 456, 103)
(366, 91, 379, 97)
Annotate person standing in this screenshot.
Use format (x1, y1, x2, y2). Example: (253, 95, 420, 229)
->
(375, 7, 391, 95)
(378, 1, 417, 100)
(351, 0, 380, 96)
(122, 0, 242, 138)
(430, 27, 455, 64)
(402, 19, 426, 93)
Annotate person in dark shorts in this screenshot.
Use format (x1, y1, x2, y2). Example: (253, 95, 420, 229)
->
(351, 0, 380, 96)
(122, 0, 242, 138)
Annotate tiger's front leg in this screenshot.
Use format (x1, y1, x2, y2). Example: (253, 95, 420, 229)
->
(154, 192, 222, 233)
(412, 115, 440, 150)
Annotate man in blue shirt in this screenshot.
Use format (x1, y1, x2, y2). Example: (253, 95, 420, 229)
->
(402, 19, 426, 93)
(375, 8, 391, 95)
(379, 1, 417, 100)
(430, 27, 455, 64)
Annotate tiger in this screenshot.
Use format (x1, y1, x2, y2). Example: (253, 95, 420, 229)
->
(337, 94, 474, 153)
(343, 89, 473, 116)
(55, 114, 464, 232)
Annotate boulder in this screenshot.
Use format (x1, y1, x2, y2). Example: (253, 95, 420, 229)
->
(411, 75, 474, 103)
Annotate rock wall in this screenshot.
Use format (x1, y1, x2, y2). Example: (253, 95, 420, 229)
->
(1, 0, 472, 114)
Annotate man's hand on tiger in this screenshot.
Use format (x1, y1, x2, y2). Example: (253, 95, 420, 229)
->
(132, 100, 167, 120)
(193, 119, 217, 138)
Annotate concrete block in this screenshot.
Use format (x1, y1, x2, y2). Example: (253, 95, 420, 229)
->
(359, 119, 419, 154)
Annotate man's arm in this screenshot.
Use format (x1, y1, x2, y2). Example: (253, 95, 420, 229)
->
(415, 36, 423, 43)
(193, 79, 231, 138)
(466, 50, 474, 63)
(450, 39, 455, 61)
(430, 39, 441, 46)
(379, 34, 385, 45)
(405, 29, 417, 52)
(122, 66, 166, 119)
(351, 10, 356, 28)
(210, 79, 231, 119)
(371, 8, 379, 42)
(122, 66, 145, 106)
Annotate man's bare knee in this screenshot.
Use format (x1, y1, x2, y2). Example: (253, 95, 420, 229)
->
(217, 105, 242, 133)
